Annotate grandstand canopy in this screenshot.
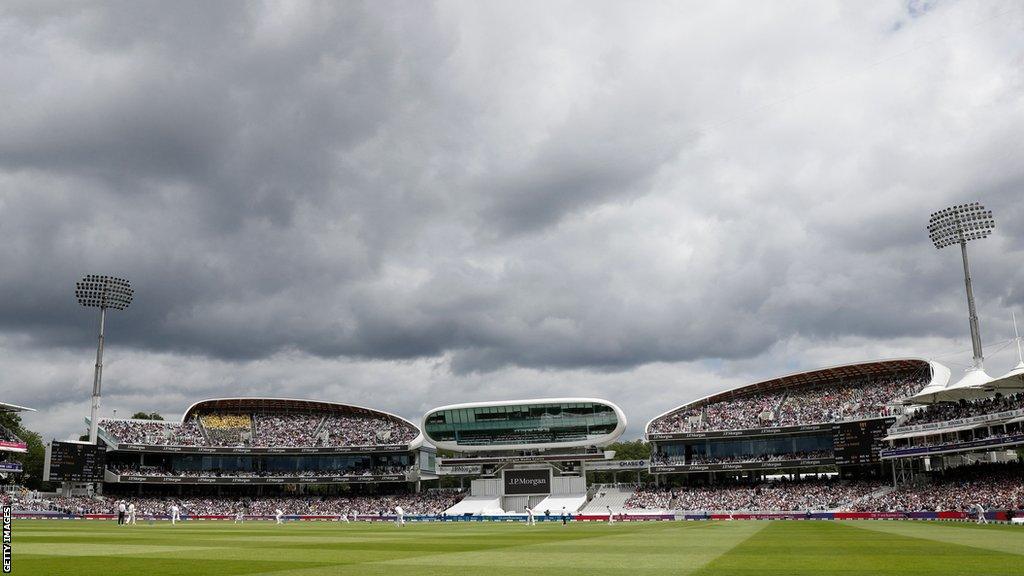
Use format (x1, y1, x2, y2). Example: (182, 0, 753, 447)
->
(0, 402, 35, 413)
(646, 358, 943, 435)
(182, 397, 420, 434)
(905, 367, 996, 404)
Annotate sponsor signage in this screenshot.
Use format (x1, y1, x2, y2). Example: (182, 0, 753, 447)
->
(586, 459, 649, 471)
(442, 452, 605, 466)
(0, 442, 27, 453)
(437, 465, 483, 475)
(0, 463, 22, 473)
(648, 423, 833, 440)
(888, 408, 1024, 435)
(117, 474, 407, 485)
(881, 433, 1024, 459)
(113, 443, 410, 455)
(503, 469, 551, 495)
(649, 458, 834, 474)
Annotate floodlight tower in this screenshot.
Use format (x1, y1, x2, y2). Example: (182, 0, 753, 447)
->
(75, 275, 133, 444)
(927, 202, 995, 370)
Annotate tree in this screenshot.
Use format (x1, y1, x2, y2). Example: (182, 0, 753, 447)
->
(606, 439, 651, 461)
(131, 412, 164, 421)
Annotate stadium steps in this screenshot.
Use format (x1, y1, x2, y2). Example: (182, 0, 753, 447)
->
(311, 416, 327, 444)
(580, 486, 636, 514)
(444, 496, 503, 516)
(197, 419, 211, 445)
(532, 494, 587, 514)
(836, 485, 895, 511)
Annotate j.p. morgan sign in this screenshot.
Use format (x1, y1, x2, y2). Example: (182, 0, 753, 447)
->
(503, 469, 551, 495)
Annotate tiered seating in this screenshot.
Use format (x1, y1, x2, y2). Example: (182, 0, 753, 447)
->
(650, 373, 927, 434)
(903, 392, 1024, 427)
(16, 491, 466, 517)
(100, 418, 205, 446)
(109, 463, 410, 478)
(624, 479, 883, 512)
(0, 424, 23, 444)
(854, 463, 1024, 512)
(200, 414, 252, 446)
(252, 413, 321, 446)
(581, 486, 639, 514)
(317, 415, 417, 446)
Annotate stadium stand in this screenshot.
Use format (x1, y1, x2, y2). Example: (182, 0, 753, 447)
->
(686, 450, 833, 465)
(580, 486, 639, 514)
(108, 464, 411, 478)
(0, 423, 23, 444)
(854, 463, 1024, 512)
(100, 411, 418, 448)
(7, 491, 466, 517)
(443, 496, 504, 516)
(903, 392, 1024, 427)
(650, 372, 927, 434)
(623, 478, 885, 512)
(99, 418, 206, 446)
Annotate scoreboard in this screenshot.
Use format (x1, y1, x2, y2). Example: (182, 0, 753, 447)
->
(44, 441, 106, 482)
(832, 418, 894, 466)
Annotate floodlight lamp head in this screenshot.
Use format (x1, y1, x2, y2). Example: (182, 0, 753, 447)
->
(926, 202, 994, 250)
(75, 275, 133, 310)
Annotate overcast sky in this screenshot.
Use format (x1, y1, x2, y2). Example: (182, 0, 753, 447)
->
(2, 0, 1023, 442)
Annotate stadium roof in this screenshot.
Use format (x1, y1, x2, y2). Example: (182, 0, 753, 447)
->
(0, 402, 35, 413)
(905, 367, 994, 404)
(646, 358, 944, 435)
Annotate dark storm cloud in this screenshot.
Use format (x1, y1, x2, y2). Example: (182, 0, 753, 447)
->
(1, 0, 1024, 440)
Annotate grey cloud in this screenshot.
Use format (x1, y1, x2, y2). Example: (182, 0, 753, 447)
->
(1, 1, 1024, 442)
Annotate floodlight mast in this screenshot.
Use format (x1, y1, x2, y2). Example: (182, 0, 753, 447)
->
(927, 203, 994, 370)
(75, 275, 133, 444)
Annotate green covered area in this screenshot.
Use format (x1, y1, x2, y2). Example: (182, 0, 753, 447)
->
(12, 519, 1024, 575)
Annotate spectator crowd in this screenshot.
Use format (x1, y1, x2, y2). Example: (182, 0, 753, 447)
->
(902, 392, 1024, 428)
(625, 478, 883, 511)
(101, 411, 418, 448)
(7, 491, 465, 517)
(108, 463, 410, 478)
(649, 373, 927, 434)
(854, 463, 1024, 512)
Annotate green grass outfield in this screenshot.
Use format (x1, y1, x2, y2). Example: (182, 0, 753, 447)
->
(10, 519, 1024, 575)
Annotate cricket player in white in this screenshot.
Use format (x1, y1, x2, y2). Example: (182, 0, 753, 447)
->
(234, 509, 244, 524)
(975, 504, 988, 525)
(170, 503, 181, 525)
(525, 507, 535, 526)
(275, 508, 284, 525)
(394, 506, 405, 527)
(127, 502, 137, 525)
(607, 506, 615, 524)
(340, 511, 350, 523)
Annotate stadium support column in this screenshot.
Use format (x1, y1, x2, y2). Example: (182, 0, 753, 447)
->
(960, 240, 984, 369)
(88, 307, 105, 445)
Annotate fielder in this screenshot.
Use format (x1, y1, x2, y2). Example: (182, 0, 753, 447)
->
(394, 505, 405, 527)
(169, 503, 181, 525)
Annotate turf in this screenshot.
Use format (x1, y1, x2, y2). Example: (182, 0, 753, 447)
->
(10, 519, 1024, 575)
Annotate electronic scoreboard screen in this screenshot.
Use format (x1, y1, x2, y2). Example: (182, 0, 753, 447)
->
(832, 418, 894, 466)
(45, 441, 106, 482)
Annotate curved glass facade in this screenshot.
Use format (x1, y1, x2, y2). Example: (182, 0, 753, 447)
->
(424, 402, 619, 447)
